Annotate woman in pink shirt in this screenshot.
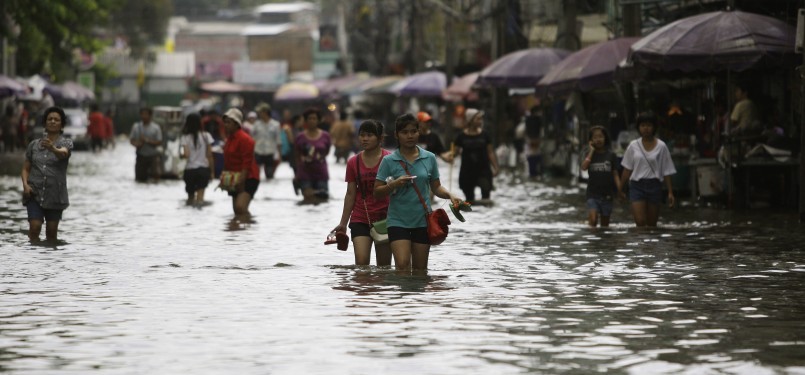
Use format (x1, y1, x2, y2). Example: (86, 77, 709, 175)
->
(332, 120, 392, 266)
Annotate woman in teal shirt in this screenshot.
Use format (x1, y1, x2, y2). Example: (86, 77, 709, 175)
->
(375, 113, 461, 271)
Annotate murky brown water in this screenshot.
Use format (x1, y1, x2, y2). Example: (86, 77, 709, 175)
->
(1, 144, 804, 374)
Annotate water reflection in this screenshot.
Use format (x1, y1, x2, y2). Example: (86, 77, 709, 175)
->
(0, 144, 804, 373)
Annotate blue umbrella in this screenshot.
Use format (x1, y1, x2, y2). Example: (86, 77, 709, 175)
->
(477, 48, 571, 88)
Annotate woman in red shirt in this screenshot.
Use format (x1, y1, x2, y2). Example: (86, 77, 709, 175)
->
(332, 120, 392, 266)
(222, 108, 260, 216)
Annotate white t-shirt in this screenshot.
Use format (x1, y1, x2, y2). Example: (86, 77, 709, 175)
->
(181, 132, 214, 169)
(621, 138, 676, 181)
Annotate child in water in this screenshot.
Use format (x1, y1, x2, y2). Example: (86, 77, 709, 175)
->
(580, 126, 621, 227)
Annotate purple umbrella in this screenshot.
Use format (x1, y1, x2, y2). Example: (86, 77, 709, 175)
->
(537, 37, 641, 95)
(388, 71, 446, 96)
(274, 81, 320, 102)
(477, 48, 571, 88)
(0, 74, 28, 97)
(629, 10, 795, 72)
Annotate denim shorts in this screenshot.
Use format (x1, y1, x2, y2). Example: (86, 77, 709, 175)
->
(26, 200, 63, 222)
(388, 226, 429, 244)
(629, 178, 663, 203)
(586, 198, 613, 216)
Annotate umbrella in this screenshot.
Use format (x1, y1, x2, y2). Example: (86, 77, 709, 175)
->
(316, 73, 372, 98)
(200, 80, 255, 93)
(477, 48, 571, 88)
(62, 81, 95, 101)
(274, 81, 319, 102)
(443, 71, 480, 101)
(0, 74, 28, 97)
(629, 10, 795, 72)
(357, 76, 404, 94)
(537, 37, 641, 95)
(388, 71, 446, 96)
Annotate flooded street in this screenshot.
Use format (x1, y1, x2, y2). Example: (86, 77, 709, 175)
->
(1, 143, 804, 374)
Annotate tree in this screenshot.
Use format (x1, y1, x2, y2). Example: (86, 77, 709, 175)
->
(109, 0, 173, 57)
(1, 0, 114, 77)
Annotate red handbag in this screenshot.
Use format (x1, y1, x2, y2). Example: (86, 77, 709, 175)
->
(399, 161, 450, 245)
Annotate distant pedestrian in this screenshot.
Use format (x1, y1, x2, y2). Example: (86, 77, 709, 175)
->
(180, 113, 214, 206)
(104, 109, 116, 149)
(329, 110, 355, 164)
(21, 106, 73, 242)
(1, 104, 16, 153)
(332, 120, 393, 266)
(222, 108, 260, 216)
(580, 126, 621, 227)
(452, 108, 499, 204)
(374, 113, 462, 271)
(129, 107, 163, 182)
(252, 102, 282, 180)
(87, 103, 106, 153)
(416, 111, 451, 162)
(618, 111, 676, 227)
(295, 107, 331, 203)
(243, 111, 257, 135)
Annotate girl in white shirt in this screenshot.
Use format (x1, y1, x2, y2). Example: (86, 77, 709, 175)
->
(180, 113, 215, 206)
(618, 111, 676, 227)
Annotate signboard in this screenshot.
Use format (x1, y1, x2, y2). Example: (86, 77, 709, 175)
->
(233, 61, 288, 87)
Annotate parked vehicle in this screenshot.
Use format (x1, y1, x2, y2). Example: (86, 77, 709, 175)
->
(152, 106, 185, 178)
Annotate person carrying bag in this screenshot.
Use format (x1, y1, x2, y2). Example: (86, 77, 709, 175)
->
(374, 113, 462, 271)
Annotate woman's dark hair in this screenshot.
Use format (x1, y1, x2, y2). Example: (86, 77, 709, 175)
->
(636, 110, 656, 125)
(302, 107, 320, 121)
(588, 125, 611, 147)
(183, 113, 202, 147)
(358, 119, 384, 138)
(290, 114, 302, 125)
(43, 106, 66, 134)
(635, 111, 657, 135)
(394, 113, 418, 135)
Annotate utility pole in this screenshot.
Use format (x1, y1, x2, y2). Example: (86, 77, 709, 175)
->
(799, 7, 805, 222)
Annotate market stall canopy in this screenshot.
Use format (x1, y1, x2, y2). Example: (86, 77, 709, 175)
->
(0, 75, 28, 97)
(200, 80, 256, 93)
(443, 71, 479, 101)
(629, 10, 795, 72)
(274, 81, 320, 102)
(388, 71, 446, 97)
(537, 37, 641, 96)
(61, 81, 95, 101)
(358, 76, 403, 95)
(476, 48, 571, 88)
(316, 73, 372, 98)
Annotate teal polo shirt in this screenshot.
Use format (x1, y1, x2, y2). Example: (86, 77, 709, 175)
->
(376, 146, 440, 229)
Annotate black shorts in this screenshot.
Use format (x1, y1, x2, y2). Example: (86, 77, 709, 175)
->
(348, 222, 371, 239)
(228, 178, 259, 197)
(183, 167, 211, 194)
(388, 226, 429, 244)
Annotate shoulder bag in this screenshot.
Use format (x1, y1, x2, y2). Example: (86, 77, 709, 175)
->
(398, 160, 450, 245)
(356, 153, 389, 244)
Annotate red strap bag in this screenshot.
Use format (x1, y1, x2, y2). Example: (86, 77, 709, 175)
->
(398, 161, 450, 245)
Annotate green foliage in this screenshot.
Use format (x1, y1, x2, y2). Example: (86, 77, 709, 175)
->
(1, 0, 114, 77)
(109, 0, 173, 57)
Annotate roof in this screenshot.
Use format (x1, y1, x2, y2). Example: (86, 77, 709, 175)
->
(242, 23, 295, 36)
(178, 22, 251, 36)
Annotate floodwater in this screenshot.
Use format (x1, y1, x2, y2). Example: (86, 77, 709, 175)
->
(1, 143, 804, 374)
